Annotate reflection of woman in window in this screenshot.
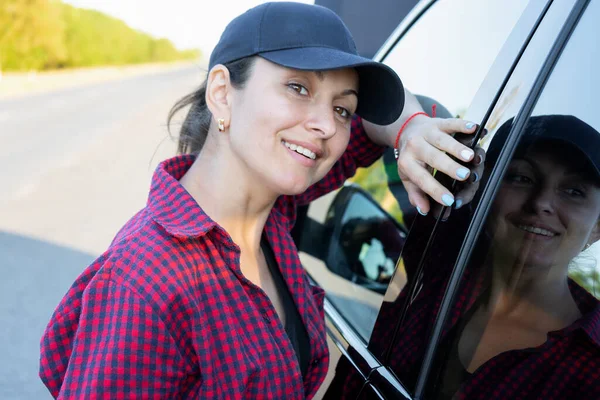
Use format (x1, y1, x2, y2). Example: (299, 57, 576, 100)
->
(431, 114, 600, 399)
(327, 115, 600, 400)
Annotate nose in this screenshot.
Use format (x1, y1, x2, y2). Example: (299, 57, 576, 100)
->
(305, 103, 337, 139)
(526, 186, 556, 215)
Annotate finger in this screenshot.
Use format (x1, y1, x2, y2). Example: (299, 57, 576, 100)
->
(422, 128, 476, 163)
(430, 203, 451, 221)
(455, 155, 485, 208)
(410, 139, 472, 182)
(399, 157, 456, 208)
(472, 146, 486, 167)
(436, 118, 478, 135)
(403, 180, 431, 215)
(455, 180, 481, 208)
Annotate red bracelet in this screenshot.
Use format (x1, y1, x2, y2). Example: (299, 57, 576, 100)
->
(394, 104, 437, 159)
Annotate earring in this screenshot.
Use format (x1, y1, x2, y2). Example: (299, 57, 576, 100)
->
(218, 118, 225, 132)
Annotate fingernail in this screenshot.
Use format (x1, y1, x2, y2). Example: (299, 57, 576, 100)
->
(455, 199, 463, 209)
(465, 122, 476, 130)
(461, 149, 474, 161)
(442, 194, 455, 207)
(456, 167, 470, 180)
(469, 171, 480, 183)
(416, 206, 428, 216)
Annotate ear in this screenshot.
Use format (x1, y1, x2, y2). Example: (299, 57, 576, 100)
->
(586, 220, 600, 248)
(205, 65, 233, 130)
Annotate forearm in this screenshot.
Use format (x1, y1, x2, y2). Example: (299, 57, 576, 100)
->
(362, 87, 427, 147)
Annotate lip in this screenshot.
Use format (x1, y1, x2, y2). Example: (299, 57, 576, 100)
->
(281, 138, 324, 159)
(282, 141, 317, 167)
(510, 219, 560, 238)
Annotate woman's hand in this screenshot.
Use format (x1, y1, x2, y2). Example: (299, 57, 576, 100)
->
(395, 115, 479, 214)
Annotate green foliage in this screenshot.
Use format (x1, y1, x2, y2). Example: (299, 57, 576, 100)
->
(349, 160, 406, 225)
(0, 0, 201, 71)
(0, 0, 67, 70)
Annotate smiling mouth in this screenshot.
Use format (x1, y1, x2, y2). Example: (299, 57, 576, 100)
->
(517, 224, 557, 238)
(282, 140, 317, 160)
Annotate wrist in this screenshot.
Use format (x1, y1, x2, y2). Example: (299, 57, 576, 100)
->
(393, 112, 430, 159)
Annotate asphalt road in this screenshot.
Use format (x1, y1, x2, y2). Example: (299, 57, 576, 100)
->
(0, 64, 203, 399)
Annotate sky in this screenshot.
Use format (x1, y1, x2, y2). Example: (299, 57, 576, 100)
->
(63, 0, 314, 58)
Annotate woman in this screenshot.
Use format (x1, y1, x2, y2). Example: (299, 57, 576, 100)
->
(38, 3, 478, 399)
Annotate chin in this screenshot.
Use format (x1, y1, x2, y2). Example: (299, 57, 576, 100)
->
(271, 175, 313, 196)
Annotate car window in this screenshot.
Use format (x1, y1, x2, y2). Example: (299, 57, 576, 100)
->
(360, 0, 579, 396)
(371, 0, 592, 398)
(300, 0, 542, 346)
(423, 2, 600, 398)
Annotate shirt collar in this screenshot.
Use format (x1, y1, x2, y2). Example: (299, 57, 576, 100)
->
(147, 155, 218, 239)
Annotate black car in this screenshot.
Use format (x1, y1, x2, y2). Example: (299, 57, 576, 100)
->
(294, 0, 600, 398)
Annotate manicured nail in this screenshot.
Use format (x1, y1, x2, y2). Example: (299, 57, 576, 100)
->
(416, 206, 428, 216)
(456, 167, 470, 180)
(469, 171, 480, 183)
(465, 122, 476, 129)
(455, 199, 463, 209)
(461, 149, 474, 161)
(442, 194, 455, 207)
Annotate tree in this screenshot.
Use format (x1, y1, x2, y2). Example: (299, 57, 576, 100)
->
(0, 0, 66, 70)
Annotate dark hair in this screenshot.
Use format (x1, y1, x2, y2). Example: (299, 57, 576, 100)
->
(168, 57, 257, 155)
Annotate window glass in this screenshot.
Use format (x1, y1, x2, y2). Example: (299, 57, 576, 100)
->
(416, 1, 599, 399)
(365, 0, 578, 396)
(384, 0, 529, 118)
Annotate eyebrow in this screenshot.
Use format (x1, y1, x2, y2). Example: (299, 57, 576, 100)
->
(310, 71, 358, 98)
(518, 157, 600, 186)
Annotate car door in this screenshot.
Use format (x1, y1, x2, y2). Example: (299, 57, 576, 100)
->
(362, 0, 595, 398)
(296, 0, 554, 398)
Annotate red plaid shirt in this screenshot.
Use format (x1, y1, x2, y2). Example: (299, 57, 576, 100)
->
(39, 117, 384, 399)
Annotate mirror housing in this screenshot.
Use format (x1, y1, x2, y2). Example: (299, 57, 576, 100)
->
(323, 185, 408, 293)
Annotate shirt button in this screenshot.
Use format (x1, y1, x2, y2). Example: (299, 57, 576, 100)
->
(312, 359, 319, 366)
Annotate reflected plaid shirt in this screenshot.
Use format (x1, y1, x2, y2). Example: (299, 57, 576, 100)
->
(39, 116, 384, 399)
(333, 245, 600, 399)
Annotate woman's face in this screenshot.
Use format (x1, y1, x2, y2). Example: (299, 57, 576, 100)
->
(488, 142, 600, 271)
(227, 57, 359, 196)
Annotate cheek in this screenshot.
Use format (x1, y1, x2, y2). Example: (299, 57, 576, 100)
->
(562, 206, 600, 240)
(328, 126, 351, 159)
(492, 189, 523, 219)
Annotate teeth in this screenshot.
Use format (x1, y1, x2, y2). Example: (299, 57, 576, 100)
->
(518, 225, 556, 237)
(283, 141, 316, 160)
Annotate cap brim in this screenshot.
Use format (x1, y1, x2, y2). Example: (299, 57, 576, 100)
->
(260, 47, 404, 125)
(491, 115, 600, 180)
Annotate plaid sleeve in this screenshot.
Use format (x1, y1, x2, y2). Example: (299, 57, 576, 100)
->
(41, 277, 190, 399)
(295, 115, 386, 205)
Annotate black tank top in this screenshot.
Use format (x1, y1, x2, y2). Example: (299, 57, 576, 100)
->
(261, 237, 310, 377)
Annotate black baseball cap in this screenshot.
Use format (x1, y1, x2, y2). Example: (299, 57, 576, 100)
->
(488, 115, 600, 179)
(209, 1, 404, 125)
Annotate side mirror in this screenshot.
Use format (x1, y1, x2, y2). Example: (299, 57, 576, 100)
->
(323, 185, 407, 294)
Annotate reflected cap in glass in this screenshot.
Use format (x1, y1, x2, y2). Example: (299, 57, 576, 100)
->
(491, 114, 600, 179)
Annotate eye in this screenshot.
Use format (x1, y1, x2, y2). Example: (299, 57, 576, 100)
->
(288, 83, 308, 96)
(334, 106, 351, 119)
(563, 187, 586, 198)
(505, 173, 533, 185)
